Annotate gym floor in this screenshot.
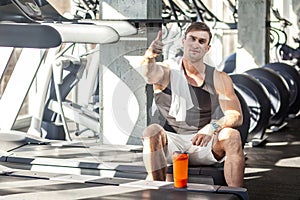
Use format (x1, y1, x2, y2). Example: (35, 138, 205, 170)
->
(243, 117, 300, 199)
(0, 117, 299, 199)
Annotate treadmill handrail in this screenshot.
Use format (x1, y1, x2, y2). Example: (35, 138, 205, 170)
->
(0, 23, 62, 48)
(79, 20, 137, 37)
(45, 23, 120, 44)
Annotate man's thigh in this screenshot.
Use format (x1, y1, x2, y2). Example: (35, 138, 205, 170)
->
(166, 132, 221, 165)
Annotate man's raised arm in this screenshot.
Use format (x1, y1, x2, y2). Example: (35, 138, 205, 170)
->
(141, 31, 166, 85)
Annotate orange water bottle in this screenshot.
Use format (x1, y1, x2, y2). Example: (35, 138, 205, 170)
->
(172, 151, 189, 188)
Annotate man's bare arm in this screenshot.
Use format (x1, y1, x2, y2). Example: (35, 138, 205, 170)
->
(192, 71, 243, 146)
(141, 31, 168, 85)
(213, 71, 243, 131)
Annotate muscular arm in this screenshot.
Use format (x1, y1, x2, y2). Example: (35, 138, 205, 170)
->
(192, 70, 243, 146)
(141, 31, 170, 90)
(213, 70, 243, 131)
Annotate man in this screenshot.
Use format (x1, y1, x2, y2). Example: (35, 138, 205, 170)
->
(141, 22, 244, 187)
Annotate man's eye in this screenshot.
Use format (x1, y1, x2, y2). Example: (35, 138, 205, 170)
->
(199, 39, 206, 44)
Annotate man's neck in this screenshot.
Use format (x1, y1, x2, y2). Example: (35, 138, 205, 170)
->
(182, 58, 205, 76)
(182, 58, 206, 87)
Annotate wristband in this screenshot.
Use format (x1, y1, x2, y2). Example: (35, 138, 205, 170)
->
(211, 122, 220, 134)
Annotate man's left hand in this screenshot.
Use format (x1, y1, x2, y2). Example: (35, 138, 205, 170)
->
(191, 133, 212, 147)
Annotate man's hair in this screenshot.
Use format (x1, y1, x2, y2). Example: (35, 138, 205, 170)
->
(185, 22, 212, 44)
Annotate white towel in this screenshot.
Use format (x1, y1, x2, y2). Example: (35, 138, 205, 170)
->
(165, 57, 194, 121)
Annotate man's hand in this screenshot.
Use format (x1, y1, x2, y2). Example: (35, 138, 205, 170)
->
(191, 133, 212, 147)
(145, 31, 163, 58)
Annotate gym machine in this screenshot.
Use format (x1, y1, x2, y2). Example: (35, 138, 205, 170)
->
(245, 68, 290, 131)
(264, 62, 300, 118)
(0, 23, 62, 144)
(230, 74, 271, 146)
(0, 0, 122, 141)
(0, 0, 138, 141)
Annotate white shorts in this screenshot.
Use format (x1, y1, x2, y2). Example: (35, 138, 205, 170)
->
(166, 131, 224, 166)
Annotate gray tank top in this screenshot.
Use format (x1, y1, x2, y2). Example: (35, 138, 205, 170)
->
(152, 63, 223, 134)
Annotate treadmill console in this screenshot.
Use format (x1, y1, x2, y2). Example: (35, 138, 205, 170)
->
(11, 0, 43, 20)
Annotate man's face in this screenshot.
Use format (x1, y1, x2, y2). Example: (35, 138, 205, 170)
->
(182, 30, 211, 62)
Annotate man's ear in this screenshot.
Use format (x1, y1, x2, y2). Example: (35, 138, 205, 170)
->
(207, 44, 211, 51)
(182, 37, 185, 45)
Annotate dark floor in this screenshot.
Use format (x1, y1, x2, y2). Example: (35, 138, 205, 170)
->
(243, 117, 300, 200)
(0, 117, 299, 199)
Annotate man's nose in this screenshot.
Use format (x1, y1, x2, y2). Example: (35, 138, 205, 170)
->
(192, 41, 200, 48)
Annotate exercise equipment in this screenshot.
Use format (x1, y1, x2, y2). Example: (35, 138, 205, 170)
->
(0, 23, 61, 48)
(10, 0, 43, 21)
(235, 89, 251, 148)
(230, 74, 271, 146)
(1, 0, 139, 141)
(0, 0, 35, 23)
(263, 62, 300, 118)
(271, 8, 300, 68)
(222, 52, 236, 73)
(40, 55, 89, 140)
(0, 0, 122, 141)
(0, 23, 62, 132)
(29, 31, 119, 141)
(278, 42, 300, 67)
(245, 68, 290, 131)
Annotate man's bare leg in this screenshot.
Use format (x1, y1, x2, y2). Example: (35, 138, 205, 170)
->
(142, 124, 168, 181)
(213, 128, 245, 187)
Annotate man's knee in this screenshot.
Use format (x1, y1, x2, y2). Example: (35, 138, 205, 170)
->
(218, 128, 242, 149)
(142, 123, 167, 152)
(143, 123, 165, 139)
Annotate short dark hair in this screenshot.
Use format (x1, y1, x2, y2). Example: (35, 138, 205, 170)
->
(185, 22, 212, 44)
